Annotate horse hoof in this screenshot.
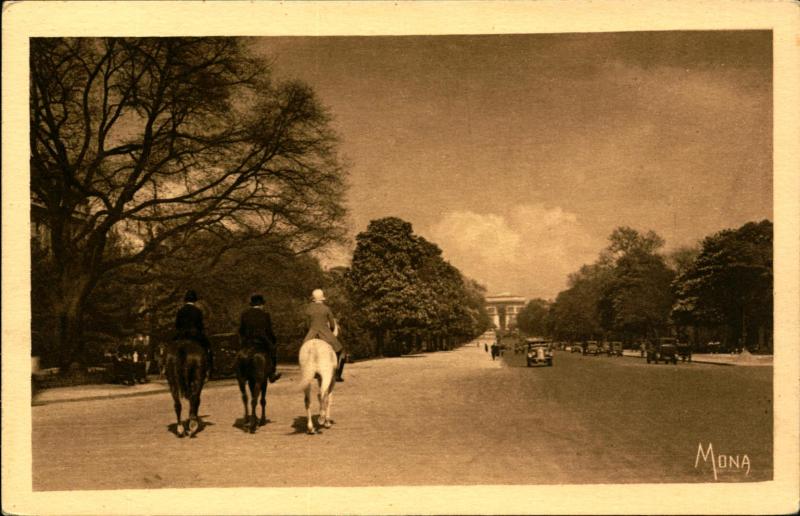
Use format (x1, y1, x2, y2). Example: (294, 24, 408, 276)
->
(323, 421, 332, 429)
(307, 428, 316, 435)
(176, 427, 185, 438)
(259, 418, 267, 427)
(189, 421, 199, 436)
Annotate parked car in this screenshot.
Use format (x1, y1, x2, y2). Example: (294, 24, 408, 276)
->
(571, 342, 584, 354)
(583, 340, 601, 356)
(107, 344, 148, 385)
(609, 341, 623, 357)
(676, 341, 692, 362)
(647, 337, 678, 364)
(208, 333, 241, 379)
(526, 338, 553, 367)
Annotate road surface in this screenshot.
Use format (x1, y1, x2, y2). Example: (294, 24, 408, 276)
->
(32, 344, 772, 490)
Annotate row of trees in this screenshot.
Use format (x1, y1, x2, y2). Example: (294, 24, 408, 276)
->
(515, 222, 773, 352)
(30, 37, 490, 369)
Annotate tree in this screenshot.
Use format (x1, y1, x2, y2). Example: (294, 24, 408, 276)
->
(30, 38, 347, 367)
(347, 217, 488, 356)
(348, 218, 430, 356)
(516, 298, 550, 336)
(549, 263, 612, 341)
(671, 220, 772, 351)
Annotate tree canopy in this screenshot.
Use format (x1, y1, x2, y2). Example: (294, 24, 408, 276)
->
(30, 37, 348, 366)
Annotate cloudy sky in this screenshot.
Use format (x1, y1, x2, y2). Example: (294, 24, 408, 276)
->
(252, 31, 772, 300)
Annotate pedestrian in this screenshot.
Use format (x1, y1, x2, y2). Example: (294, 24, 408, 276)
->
(175, 289, 214, 378)
(490, 342, 498, 360)
(484, 343, 488, 353)
(303, 288, 346, 382)
(239, 294, 282, 383)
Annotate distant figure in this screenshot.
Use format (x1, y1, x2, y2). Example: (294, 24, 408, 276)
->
(490, 342, 499, 361)
(484, 343, 488, 353)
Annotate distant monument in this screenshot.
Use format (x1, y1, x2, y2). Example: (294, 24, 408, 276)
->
(485, 293, 526, 332)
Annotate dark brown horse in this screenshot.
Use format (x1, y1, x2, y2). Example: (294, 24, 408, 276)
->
(165, 338, 207, 438)
(235, 341, 271, 433)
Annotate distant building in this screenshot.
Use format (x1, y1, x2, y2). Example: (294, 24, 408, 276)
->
(485, 293, 526, 332)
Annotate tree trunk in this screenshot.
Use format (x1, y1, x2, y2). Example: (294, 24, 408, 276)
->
(54, 272, 93, 371)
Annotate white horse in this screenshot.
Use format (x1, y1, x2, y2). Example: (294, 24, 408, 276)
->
(298, 334, 338, 435)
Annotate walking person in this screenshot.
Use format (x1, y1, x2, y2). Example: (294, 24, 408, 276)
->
(303, 289, 346, 382)
(175, 290, 213, 378)
(239, 294, 282, 383)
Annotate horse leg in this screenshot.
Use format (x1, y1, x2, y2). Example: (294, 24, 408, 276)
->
(188, 364, 203, 437)
(172, 394, 184, 438)
(249, 380, 258, 433)
(168, 367, 185, 438)
(238, 377, 249, 421)
(320, 374, 334, 429)
(325, 390, 334, 428)
(259, 382, 268, 426)
(304, 383, 315, 434)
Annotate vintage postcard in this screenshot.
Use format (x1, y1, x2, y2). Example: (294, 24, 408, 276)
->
(3, 1, 798, 514)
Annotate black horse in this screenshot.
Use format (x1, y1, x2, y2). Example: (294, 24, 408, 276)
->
(235, 341, 271, 433)
(165, 338, 208, 438)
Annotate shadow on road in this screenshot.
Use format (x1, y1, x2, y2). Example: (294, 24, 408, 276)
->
(166, 415, 214, 437)
(232, 416, 271, 432)
(288, 415, 336, 435)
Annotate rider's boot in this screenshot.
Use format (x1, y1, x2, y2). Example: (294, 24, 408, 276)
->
(335, 354, 345, 382)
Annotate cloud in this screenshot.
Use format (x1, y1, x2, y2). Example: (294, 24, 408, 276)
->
(425, 204, 600, 300)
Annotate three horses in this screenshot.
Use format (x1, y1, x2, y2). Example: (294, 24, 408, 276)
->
(165, 336, 339, 437)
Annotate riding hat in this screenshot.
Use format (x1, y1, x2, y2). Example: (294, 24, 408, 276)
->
(250, 294, 265, 306)
(311, 289, 326, 302)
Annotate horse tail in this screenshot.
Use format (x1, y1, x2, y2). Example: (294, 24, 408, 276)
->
(177, 345, 191, 399)
(297, 340, 317, 393)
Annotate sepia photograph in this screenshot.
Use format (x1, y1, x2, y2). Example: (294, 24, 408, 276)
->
(3, 1, 799, 514)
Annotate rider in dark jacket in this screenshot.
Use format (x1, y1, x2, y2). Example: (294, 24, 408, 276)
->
(238, 294, 281, 383)
(175, 290, 213, 377)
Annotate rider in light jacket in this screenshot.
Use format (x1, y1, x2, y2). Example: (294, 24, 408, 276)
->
(303, 289, 346, 382)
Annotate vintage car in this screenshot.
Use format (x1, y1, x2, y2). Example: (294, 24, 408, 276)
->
(583, 340, 601, 356)
(608, 341, 624, 357)
(676, 341, 692, 362)
(646, 337, 678, 364)
(570, 342, 584, 354)
(106, 344, 148, 385)
(526, 339, 553, 367)
(208, 333, 241, 379)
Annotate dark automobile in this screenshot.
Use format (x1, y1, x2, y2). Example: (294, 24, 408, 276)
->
(583, 340, 601, 356)
(609, 341, 623, 357)
(107, 344, 148, 385)
(647, 337, 678, 364)
(526, 339, 553, 367)
(676, 341, 692, 362)
(209, 333, 241, 379)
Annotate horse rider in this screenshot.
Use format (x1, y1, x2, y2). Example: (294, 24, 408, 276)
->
(303, 288, 346, 382)
(175, 289, 213, 378)
(239, 294, 282, 383)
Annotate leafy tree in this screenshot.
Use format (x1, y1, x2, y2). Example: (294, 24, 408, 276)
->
(30, 37, 347, 367)
(549, 263, 612, 341)
(516, 298, 550, 336)
(671, 220, 772, 351)
(347, 217, 489, 356)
